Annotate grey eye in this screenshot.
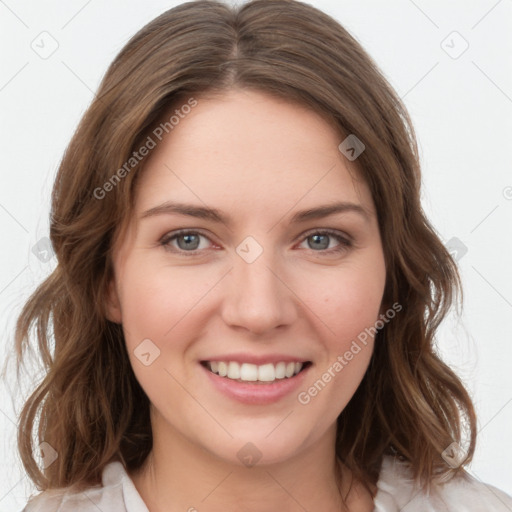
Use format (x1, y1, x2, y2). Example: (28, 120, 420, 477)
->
(307, 234, 330, 250)
(176, 233, 202, 251)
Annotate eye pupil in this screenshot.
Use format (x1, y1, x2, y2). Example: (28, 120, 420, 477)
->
(309, 234, 329, 250)
(178, 234, 200, 250)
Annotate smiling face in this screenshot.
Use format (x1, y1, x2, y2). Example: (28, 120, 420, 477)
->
(106, 88, 387, 468)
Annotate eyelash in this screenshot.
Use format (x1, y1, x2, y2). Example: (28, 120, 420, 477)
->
(159, 229, 353, 256)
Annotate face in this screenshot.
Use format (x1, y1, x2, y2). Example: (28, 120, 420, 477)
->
(106, 88, 387, 467)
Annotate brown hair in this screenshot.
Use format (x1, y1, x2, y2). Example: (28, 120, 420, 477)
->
(8, 0, 476, 498)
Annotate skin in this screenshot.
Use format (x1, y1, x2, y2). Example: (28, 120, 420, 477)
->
(105, 88, 386, 511)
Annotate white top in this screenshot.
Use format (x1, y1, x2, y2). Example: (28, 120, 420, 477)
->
(23, 455, 512, 511)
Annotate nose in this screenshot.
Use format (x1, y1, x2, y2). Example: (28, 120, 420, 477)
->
(220, 245, 297, 336)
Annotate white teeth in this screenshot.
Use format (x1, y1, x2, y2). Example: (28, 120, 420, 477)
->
(285, 362, 295, 378)
(227, 361, 240, 379)
(258, 363, 275, 382)
(218, 361, 228, 377)
(240, 363, 258, 381)
(275, 362, 286, 379)
(206, 360, 305, 382)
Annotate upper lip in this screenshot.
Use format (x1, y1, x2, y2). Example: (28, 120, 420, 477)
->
(200, 353, 311, 365)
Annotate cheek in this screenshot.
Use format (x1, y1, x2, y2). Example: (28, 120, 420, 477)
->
(315, 260, 386, 347)
(117, 259, 219, 357)
(296, 264, 385, 420)
(117, 261, 208, 400)
(120, 258, 223, 386)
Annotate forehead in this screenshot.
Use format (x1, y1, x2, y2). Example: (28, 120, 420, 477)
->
(134, 89, 374, 221)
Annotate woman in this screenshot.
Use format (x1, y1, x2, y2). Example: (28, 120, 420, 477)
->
(13, 0, 512, 510)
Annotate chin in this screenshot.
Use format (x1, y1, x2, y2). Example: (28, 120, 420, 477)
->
(201, 423, 319, 468)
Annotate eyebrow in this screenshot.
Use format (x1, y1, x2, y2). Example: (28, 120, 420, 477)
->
(140, 200, 372, 225)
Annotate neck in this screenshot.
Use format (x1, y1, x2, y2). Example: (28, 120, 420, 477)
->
(129, 412, 356, 512)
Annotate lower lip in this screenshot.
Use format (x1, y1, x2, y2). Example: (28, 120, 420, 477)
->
(200, 363, 311, 405)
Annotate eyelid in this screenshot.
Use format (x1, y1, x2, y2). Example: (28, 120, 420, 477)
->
(298, 227, 353, 243)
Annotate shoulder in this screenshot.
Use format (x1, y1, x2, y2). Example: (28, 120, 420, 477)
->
(22, 461, 148, 512)
(374, 455, 512, 511)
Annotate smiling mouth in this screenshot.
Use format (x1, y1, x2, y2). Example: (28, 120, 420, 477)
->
(201, 360, 312, 384)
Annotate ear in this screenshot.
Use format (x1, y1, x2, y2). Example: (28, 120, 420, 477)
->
(104, 277, 123, 324)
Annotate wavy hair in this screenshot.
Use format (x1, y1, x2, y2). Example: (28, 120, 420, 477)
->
(9, 0, 476, 497)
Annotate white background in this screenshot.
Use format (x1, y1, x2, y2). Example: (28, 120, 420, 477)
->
(1, 0, 511, 509)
